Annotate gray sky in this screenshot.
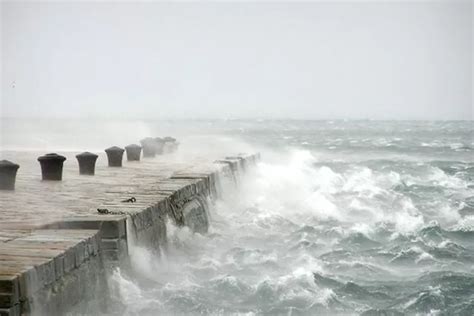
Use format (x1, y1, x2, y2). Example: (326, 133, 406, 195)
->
(1, 0, 472, 120)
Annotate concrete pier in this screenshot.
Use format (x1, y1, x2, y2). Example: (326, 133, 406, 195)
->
(0, 150, 259, 315)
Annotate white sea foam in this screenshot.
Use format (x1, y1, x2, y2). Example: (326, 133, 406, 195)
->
(99, 120, 473, 315)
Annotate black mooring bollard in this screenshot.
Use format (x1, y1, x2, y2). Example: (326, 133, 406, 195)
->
(125, 144, 142, 161)
(76, 152, 99, 175)
(163, 136, 176, 143)
(0, 160, 20, 190)
(140, 138, 157, 158)
(163, 136, 178, 153)
(38, 153, 66, 181)
(105, 146, 124, 167)
(154, 137, 165, 155)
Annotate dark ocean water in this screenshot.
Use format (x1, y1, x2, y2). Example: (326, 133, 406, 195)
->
(1, 119, 473, 315)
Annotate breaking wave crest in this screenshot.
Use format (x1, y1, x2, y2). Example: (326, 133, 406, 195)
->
(107, 120, 473, 315)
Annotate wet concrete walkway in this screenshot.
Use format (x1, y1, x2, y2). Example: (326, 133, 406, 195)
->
(0, 149, 259, 315)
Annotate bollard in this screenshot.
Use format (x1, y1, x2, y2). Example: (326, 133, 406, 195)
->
(163, 136, 176, 142)
(76, 152, 99, 175)
(140, 137, 157, 158)
(0, 160, 20, 190)
(163, 136, 178, 153)
(154, 137, 165, 155)
(38, 153, 67, 180)
(125, 144, 142, 161)
(105, 146, 124, 167)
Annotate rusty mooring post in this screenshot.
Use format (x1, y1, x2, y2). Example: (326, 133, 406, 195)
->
(154, 137, 165, 155)
(163, 136, 178, 153)
(76, 152, 99, 175)
(105, 146, 124, 167)
(125, 144, 142, 161)
(140, 138, 157, 158)
(38, 153, 66, 180)
(0, 160, 20, 190)
(163, 136, 176, 142)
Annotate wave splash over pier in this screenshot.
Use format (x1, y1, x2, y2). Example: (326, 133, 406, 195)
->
(106, 120, 474, 316)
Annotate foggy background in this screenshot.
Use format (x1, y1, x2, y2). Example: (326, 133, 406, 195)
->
(1, 0, 472, 120)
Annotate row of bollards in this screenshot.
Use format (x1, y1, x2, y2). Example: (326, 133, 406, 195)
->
(0, 137, 178, 190)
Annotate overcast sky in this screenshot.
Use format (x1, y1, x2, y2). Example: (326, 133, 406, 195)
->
(1, 0, 472, 120)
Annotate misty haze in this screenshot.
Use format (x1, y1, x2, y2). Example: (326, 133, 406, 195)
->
(0, 1, 473, 316)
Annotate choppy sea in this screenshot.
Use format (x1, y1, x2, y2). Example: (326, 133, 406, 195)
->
(1, 119, 473, 315)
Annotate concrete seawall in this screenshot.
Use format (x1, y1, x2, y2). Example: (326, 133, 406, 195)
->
(0, 152, 260, 315)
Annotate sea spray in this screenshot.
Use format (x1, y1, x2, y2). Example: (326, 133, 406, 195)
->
(33, 119, 469, 315)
